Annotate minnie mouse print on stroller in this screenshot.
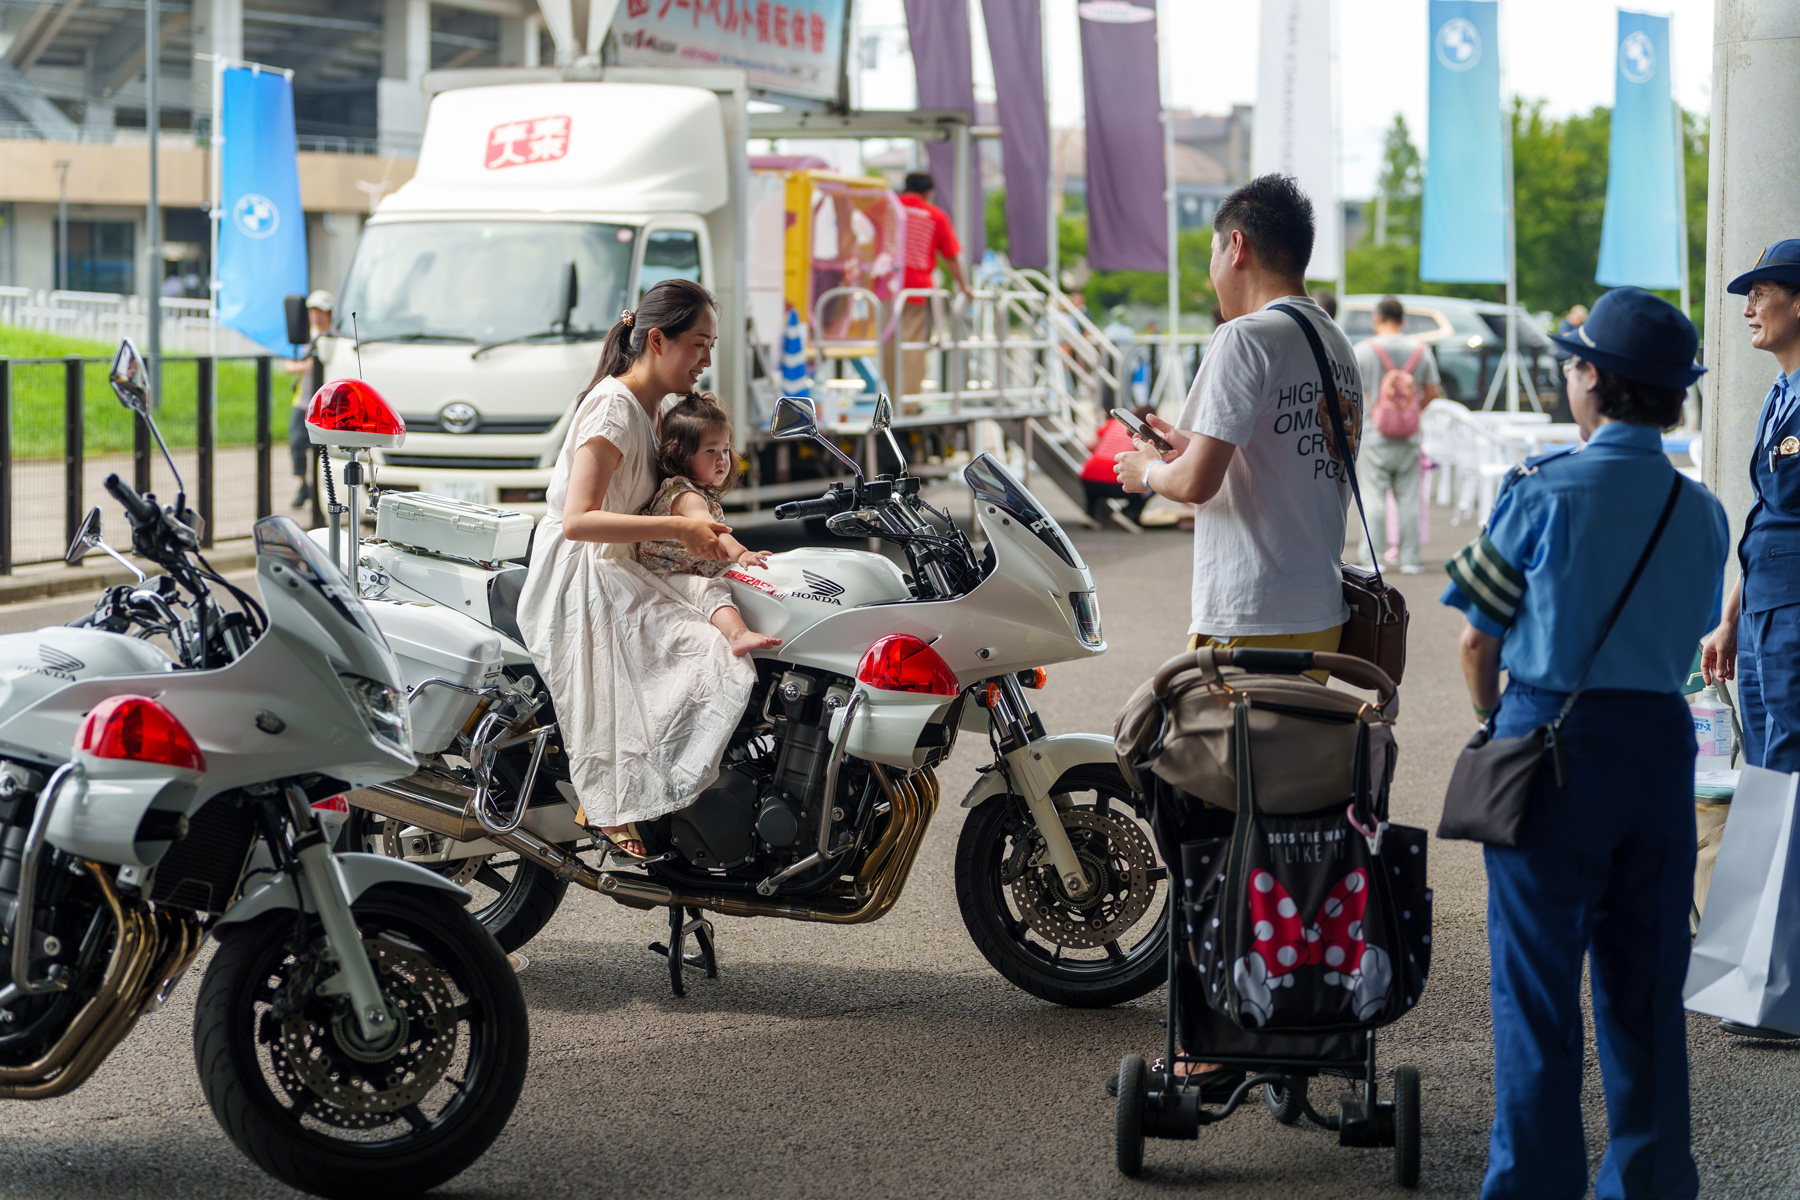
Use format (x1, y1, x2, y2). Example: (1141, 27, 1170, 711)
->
(1109, 646, 1433, 1188)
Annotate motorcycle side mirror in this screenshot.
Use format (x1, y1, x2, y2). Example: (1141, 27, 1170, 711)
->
(109, 339, 151, 414)
(870, 393, 907, 478)
(770, 395, 820, 440)
(65, 506, 102, 565)
(283, 293, 309, 348)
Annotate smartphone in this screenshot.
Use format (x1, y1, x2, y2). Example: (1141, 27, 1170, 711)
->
(1111, 408, 1174, 453)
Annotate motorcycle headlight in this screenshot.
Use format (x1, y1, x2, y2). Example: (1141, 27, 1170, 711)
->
(339, 673, 412, 755)
(1069, 590, 1104, 648)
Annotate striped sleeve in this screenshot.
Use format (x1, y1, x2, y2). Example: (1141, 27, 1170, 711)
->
(1444, 532, 1527, 629)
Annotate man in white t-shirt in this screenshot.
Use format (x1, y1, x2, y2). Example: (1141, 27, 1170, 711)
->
(1115, 174, 1363, 659)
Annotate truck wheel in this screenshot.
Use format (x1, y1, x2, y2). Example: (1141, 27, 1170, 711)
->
(194, 886, 528, 1200)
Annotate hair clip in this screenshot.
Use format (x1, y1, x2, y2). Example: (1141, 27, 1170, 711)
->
(620, 309, 635, 327)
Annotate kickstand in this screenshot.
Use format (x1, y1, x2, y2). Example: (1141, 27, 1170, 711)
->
(647, 905, 718, 997)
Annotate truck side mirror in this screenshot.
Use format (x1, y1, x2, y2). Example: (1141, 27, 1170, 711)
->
(284, 294, 309, 348)
(557, 261, 579, 333)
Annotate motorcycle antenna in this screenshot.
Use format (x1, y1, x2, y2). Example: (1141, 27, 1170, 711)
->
(351, 311, 364, 378)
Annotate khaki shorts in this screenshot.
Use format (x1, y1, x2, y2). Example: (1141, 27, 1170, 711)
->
(1186, 624, 1344, 683)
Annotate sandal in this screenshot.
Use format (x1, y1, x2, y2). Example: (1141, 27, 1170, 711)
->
(597, 823, 650, 862)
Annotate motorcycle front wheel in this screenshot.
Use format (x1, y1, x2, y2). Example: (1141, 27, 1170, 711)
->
(193, 885, 529, 1200)
(954, 764, 1168, 1008)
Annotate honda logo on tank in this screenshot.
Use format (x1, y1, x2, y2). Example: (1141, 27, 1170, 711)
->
(485, 115, 571, 169)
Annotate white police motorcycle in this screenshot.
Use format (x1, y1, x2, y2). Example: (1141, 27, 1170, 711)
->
(0, 342, 527, 1199)
(324, 390, 1170, 1005)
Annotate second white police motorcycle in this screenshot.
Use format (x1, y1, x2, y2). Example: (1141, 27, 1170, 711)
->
(320, 391, 1168, 1003)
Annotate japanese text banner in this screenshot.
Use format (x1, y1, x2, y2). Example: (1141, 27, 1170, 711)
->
(613, 0, 847, 103)
(1420, 0, 1506, 283)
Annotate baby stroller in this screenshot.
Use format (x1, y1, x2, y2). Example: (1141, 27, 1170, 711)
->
(1109, 646, 1432, 1188)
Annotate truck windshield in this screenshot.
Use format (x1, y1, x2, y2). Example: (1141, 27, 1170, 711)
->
(338, 221, 635, 344)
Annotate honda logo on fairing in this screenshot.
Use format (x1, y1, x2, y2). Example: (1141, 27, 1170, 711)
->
(39, 646, 84, 675)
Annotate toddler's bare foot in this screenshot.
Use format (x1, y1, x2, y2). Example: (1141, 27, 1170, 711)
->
(727, 629, 782, 656)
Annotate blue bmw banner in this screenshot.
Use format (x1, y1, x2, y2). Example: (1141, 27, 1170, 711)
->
(1596, 11, 1681, 289)
(218, 67, 308, 352)
(1420, 0, 1506, 284)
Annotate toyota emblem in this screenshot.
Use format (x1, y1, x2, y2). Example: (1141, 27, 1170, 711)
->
(440, 403, 479, 434)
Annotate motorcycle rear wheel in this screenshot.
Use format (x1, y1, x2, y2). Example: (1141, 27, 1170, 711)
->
(954, 764, 1168, 1008)
(193, 886, 529, 1200)
(344, 807, 569, 954)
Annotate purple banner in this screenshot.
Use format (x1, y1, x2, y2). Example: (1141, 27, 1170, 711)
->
(981, 0, 1049, 269)
(1077, 0, 1167, 271)
(904, 0, 984, 261)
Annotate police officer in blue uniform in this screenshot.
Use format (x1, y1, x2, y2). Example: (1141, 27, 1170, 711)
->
(1698, 240, 1800, 1044)
(1442, 288, 1728, 1200)
(1702, 241, 1800, 773)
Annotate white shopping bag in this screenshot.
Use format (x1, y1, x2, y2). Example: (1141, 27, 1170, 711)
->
(1683, 765, 1800, 1033)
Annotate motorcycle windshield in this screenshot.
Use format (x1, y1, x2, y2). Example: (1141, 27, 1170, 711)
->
(963, 453, 1083, 570)
(253, 516, 391, 652)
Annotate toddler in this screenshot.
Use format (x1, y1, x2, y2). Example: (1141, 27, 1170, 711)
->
(636, 394, 782, 657)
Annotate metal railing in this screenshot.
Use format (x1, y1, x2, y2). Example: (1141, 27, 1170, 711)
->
(0, 288, 268, 356)
(0, 353, 286, 572)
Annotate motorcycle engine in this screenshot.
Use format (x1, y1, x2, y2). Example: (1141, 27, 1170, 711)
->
(667, 669, 852, 872)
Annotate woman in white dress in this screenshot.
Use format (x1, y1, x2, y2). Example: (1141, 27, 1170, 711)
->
(515, 280, 757, 859)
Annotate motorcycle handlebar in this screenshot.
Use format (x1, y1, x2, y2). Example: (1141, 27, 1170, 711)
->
(104, 473, 158, 526)
(774, 494, 847, 521)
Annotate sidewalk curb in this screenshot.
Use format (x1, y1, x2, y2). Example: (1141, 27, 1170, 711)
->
(0, 538, 261, 606)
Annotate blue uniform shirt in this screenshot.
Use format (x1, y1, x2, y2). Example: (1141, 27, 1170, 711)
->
(1441, 422, 1729, 693)
(1740, 369, 1800, 614)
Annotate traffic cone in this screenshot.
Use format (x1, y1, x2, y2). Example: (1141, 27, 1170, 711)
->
(781, 308, 812, 400)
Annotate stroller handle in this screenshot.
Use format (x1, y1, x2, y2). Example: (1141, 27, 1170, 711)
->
(1152, 647, 1398, 706)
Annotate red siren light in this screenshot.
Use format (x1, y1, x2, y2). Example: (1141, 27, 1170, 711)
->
(306, 379, 406, 449)
(856, 635, 961, 697)
(76, 694, 206, 772)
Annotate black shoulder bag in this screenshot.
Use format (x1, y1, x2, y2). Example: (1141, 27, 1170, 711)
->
(1438, 471, 1684, 846)
(1272, 304, 1411, 685)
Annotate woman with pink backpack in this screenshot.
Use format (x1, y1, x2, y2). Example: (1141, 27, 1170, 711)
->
(1354, 295, 1443, 574)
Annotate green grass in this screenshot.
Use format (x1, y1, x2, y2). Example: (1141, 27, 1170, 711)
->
(1, 324, 280, 458)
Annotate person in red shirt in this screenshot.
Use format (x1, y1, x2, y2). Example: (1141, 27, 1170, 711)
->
(1080, 408, 1153, 528)
(886, 172, 972, 398)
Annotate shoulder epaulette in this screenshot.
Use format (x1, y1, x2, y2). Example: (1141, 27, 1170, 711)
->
(1508, 445, 1579, 481)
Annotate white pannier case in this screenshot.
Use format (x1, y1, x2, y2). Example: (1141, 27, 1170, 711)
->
(367, 600, 505, 754)
(375, 491, 534, 565)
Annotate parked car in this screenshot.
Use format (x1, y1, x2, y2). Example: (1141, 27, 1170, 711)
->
(1337, 293, 1566, 418)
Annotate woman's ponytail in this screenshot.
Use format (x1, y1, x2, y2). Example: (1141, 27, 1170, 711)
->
(578, 278, 717, 402)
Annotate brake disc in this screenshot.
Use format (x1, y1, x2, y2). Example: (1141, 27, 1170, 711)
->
(269, 938, 461, 1128)
(380, 818, 483, 888)
(1010, 808, 1157, 950)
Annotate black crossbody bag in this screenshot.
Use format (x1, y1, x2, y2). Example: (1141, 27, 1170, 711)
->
(1437, 471, 1684, 847)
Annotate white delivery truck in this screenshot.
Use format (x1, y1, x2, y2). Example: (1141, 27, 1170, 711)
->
(317, 69, 754, 511)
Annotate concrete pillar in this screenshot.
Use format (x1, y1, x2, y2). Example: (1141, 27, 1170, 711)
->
(1701, 3, 1800, 565)
(499, 13, 542, 67)
(379, 0, 430, 155)
(189, 0, 243, 123)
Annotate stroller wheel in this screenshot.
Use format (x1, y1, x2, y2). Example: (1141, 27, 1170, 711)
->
(1393, 1065, 1421, 1189)
(1115, 1053, 1148, 1176)
(1264, 1075, 1306, 1125)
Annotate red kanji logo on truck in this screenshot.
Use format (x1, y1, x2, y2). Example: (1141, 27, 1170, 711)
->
(485, 116, 571, 170)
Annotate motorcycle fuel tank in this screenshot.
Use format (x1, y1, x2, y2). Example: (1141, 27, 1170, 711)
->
(0, 629, 174, 763)
(723, 547, 909, 646)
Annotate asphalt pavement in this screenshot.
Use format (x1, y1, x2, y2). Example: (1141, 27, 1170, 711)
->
(2, 487, 1797, 1200)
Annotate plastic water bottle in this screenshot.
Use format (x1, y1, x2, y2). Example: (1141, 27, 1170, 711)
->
(1691, 684, 1737, 773)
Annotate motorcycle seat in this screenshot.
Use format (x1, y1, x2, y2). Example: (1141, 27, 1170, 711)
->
(487, 568, 528, 647)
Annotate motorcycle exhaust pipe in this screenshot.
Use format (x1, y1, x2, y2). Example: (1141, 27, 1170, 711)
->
(353, 778, 488, 842)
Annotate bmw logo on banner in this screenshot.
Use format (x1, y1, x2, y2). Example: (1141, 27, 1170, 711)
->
(218, 67, 308, 352)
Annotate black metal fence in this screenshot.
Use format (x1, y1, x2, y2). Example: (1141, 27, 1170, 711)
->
(0, 353, 294, 572)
